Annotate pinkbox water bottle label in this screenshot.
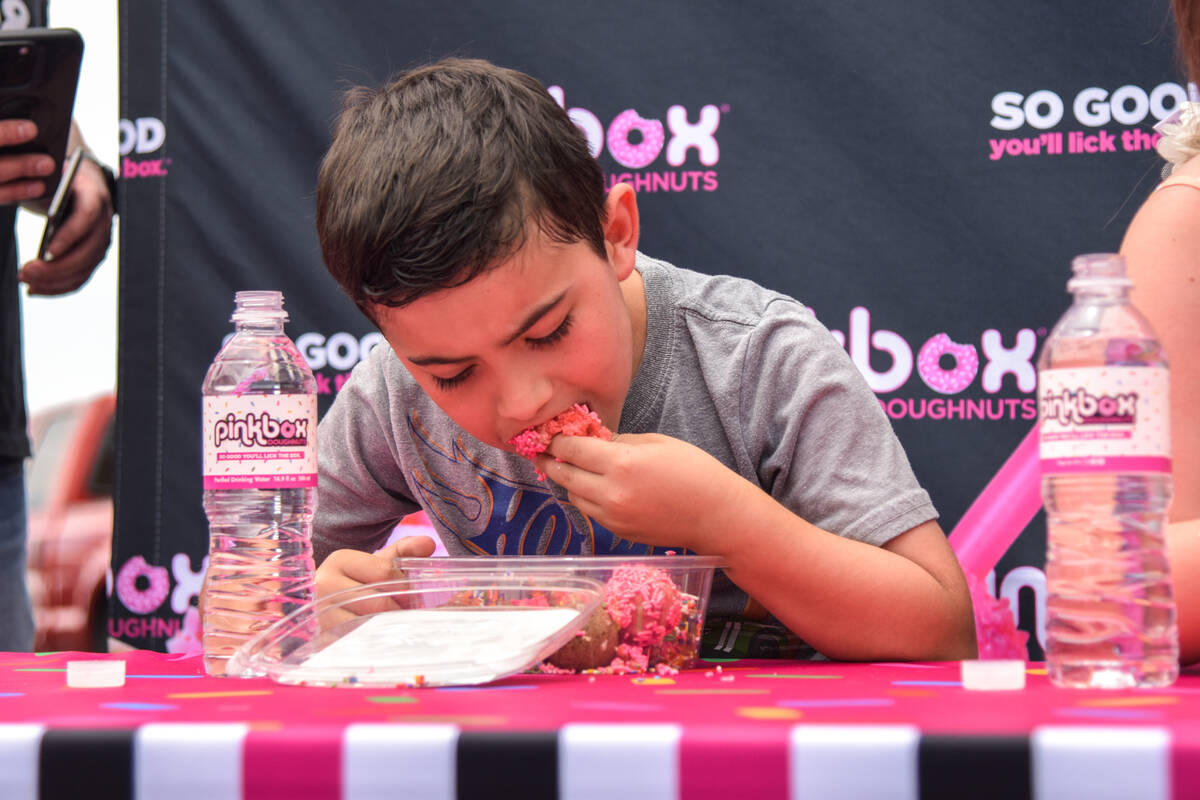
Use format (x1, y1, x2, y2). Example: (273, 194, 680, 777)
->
(202, 395, 317, 489)
(1038, 366, 1170, 474)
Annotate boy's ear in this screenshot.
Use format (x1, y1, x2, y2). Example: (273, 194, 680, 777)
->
(603, 182, 639, 280)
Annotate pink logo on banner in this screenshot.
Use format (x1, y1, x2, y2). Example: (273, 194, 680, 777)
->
(547, 85, 723, 194)
(817, 306, 1040, 422)
(120, 116, 169, 179)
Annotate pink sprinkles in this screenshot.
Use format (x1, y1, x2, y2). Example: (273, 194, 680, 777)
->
(508, 403, 612, 480)
(604, 563, 684, 648)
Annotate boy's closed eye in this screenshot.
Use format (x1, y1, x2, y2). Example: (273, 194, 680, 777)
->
(433, 366, 474, 391)
(526, 312, 573, 349)
(429, 313, 575, 391)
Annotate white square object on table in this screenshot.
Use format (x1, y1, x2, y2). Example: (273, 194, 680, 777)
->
(960, 659, 1026, 690)
(66, 659, 126, 688)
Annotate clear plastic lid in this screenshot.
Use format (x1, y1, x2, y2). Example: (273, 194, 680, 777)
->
(226, 574, 605, 688)
(394, 554, 726, 573)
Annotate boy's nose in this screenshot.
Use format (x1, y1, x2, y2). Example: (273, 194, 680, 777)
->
(496, 369, 554, 425)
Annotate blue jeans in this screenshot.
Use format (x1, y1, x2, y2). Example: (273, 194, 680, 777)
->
(0, 467, 34, 651)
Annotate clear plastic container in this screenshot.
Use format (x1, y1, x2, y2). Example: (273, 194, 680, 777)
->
(226, 575, 605, 687)
(394, 555, 723, 672)
(201, 291, 318, 677)
(1038, 253, 1178, 688)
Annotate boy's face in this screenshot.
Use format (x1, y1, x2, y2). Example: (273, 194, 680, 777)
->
(373, 228, 638, 452)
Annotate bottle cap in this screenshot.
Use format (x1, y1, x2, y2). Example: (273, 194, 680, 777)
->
(1067, 253, 1131, 291)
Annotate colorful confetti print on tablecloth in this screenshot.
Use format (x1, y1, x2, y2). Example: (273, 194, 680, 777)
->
(2, 652, 1200, 799)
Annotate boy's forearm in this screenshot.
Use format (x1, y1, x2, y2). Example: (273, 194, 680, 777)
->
(695, 479, 977, 662)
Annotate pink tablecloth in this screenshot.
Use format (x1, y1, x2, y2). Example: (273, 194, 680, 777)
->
(2, 650, 1199, 799)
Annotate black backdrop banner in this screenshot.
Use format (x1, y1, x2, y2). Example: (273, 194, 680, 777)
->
(112, 0, 1180, 657)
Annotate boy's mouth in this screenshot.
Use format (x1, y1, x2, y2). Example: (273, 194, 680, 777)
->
(507, 403, 612, 479)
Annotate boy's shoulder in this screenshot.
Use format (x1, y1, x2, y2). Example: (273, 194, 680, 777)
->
(638, 252, 812, 329)
(323, 337, 430, 423)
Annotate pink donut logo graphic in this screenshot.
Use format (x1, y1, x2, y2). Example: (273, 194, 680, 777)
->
(116, 555, 171, 615)
(607, 109, 665, 169)
(165, 606, 203, 654)
(917, 333, 979, 394)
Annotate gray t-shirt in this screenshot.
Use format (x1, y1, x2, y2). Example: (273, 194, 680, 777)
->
(315, 253, 937, 656)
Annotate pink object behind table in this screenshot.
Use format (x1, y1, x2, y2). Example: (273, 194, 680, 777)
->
(948, 425, 1042, 657)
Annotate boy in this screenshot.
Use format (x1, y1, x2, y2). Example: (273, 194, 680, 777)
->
(313, 58, 975, 662)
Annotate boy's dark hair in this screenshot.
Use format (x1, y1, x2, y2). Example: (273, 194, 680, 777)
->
(315, 58, 608, 312)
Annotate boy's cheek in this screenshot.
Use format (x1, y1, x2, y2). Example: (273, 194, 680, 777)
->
(412, 388, 489, 444)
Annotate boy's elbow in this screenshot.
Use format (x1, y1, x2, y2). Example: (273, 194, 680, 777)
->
(936, 611, 979, 661)
(926, 556, 980, 661)
(932, 585, 979, 661)
(894, 612, 977, 662)
(819, 600, 978, 663)
(894, 593, 978, 662)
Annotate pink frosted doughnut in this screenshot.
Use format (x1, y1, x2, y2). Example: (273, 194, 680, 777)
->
(607, 109, 664, 169)
(603, 563, 682, 648)
(508, 403, 612, 481)
(116, 555, 170, 614)
(917, 333, 978, 394)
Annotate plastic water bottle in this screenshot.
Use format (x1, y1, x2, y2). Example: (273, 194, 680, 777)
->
(201, 291, 318, 676)
(1038, 253, 1178, 688)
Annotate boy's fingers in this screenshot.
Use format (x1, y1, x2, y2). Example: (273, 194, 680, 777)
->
(534, 453, 568, 482)
(546, 429, 633, 456)
(544, 433, 596, 457)
(315, 552, 405, 619)
(382, 535, 437, 560)
(543, 434, 614, 475)
(324, 548, 399, 587)
(313, 537, 438, 625)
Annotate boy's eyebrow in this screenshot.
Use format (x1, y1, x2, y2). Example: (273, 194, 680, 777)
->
(407, 289, 568, 366)
(500, 289, 568, 346)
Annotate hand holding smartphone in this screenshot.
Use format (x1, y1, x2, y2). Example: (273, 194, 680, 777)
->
(0, 28, 83, 203)
(37, 145, 81, 259)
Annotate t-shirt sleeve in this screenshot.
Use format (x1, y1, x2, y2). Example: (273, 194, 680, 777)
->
(738, 299, 937, 546)
(312, 353, 422, 564)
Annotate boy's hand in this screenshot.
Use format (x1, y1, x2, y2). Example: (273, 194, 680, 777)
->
(197, 537, 439, 633)
(536, 432, 746, 552)
(313, 537, 436, 626)
(316, 536, 437, 598)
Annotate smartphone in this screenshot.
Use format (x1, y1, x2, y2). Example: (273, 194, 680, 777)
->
(0, 28, 83, 202)
(37, 144, 81, 259)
